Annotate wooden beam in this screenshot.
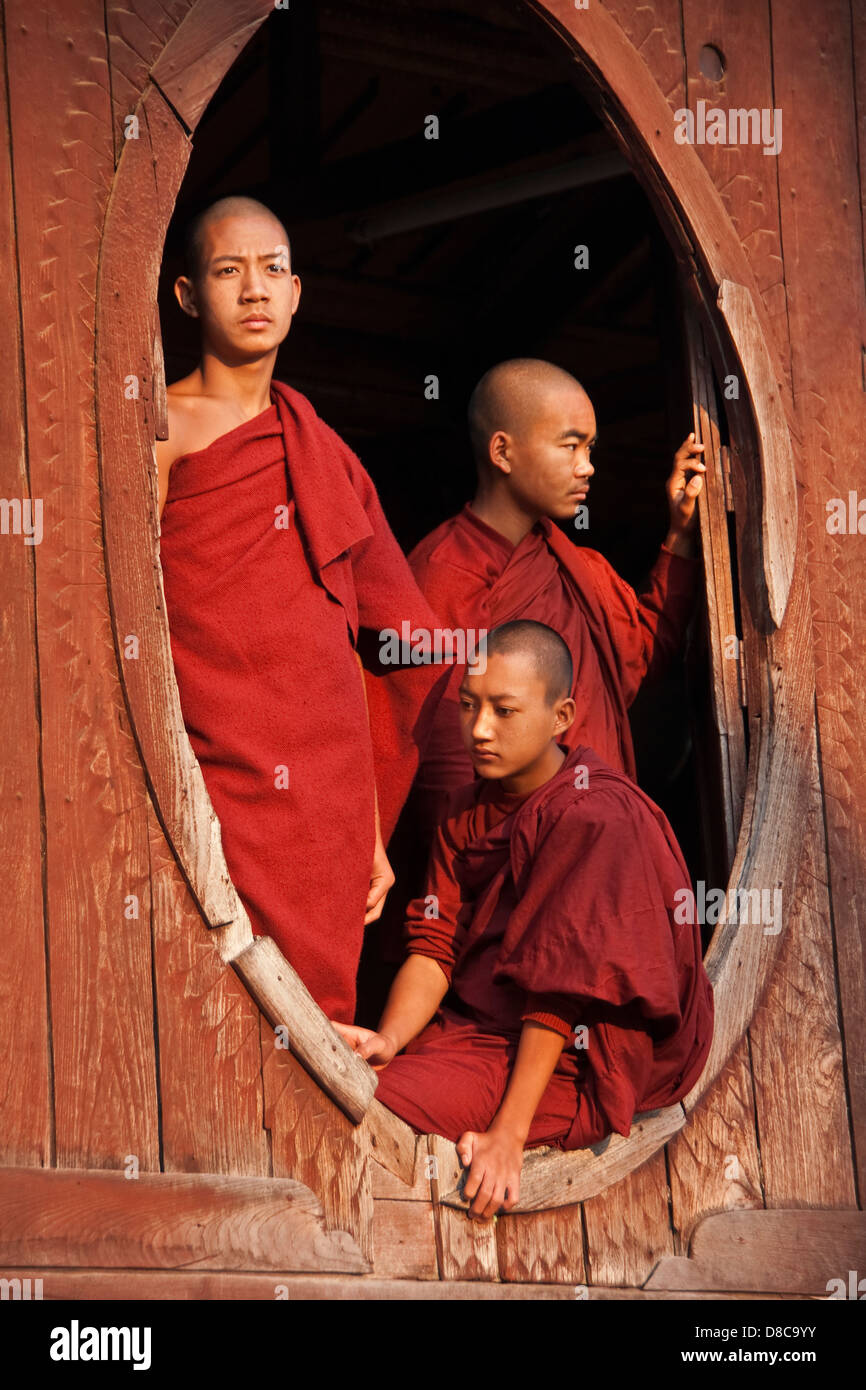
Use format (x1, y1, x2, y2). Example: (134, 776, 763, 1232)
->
(645, 1209, 866, 1295)
(0, 1166, 368, 1273)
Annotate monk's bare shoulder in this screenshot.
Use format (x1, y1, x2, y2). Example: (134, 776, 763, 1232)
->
(155, 380, 234, 518)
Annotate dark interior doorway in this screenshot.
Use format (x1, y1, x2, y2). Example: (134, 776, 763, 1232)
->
(160, 0, 723, 992)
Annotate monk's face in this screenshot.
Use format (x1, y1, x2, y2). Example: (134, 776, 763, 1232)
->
(458, 651, 574, 785)
(493, 383, 596, 521)
(175, 212, 300, 360)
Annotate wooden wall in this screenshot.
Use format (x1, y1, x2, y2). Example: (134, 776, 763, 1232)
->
(0, 0, 862, 1294)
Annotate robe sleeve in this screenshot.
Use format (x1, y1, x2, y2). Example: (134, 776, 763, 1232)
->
(580, 543, 701, 707)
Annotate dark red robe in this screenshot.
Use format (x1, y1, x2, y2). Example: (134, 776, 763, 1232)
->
(159, 379, 448, 1022)
(408, 504, 701, 832)
(374, 744, 714, 1149)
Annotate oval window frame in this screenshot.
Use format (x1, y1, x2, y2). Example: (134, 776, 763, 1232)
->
(95, 0, 803, 1201)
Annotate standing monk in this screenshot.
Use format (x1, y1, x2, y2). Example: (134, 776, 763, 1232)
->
(156, 196, 448, 1023)
(408, 357, 707, 834)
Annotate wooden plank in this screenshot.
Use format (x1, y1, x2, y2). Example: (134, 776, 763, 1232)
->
(496, 1208, 585, 1284)
(236, 937, 377, 1124)
(681, 0, 792, 385)
(773, 0, 866, 1204)
(0, 1166, 365, 1273)
(364, 1101, 423, 1190)
(439, 1108, 686, 1213)
(428, 1136, 499, 1282)
(600, 0, 685, 111)
(646, 1209, 866, 1295)
(748, 774, 857, 1209)
(684, 301, 746, 867)
(0, 1270, 805, 1299)
(148, 801, 270, 1177)
(150, 0, 272, 130)
(105, 0, 195, 160)
(6, 0, 160, 1171)
(372, 1200, 438, 1279)
(262, 1018, 375, 1266)
(666, 1035, 764, 1254)
(0, 14, 51, 1169)
(582, 1155, 676, 1287)
(716, 279, 797, 626)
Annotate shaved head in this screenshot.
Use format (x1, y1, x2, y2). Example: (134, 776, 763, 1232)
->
(183, 196, 291, 283)
(478, 620, 573, 705)
(468, 358, 589, 468)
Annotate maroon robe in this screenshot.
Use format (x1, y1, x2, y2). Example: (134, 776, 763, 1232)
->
(374, 745, 714, 1149)
(159, 379, 448, 1022)
(408, 503, 701, 832)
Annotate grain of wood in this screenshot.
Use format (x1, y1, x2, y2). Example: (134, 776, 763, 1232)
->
(496, 1208, 586, 1284)
(773, 0, 866, 1205)
(150, 0, 273, 130)
(0, 1166, 366, 1273)
(0, 36, 51, 1169)
(372, 1199, 438, 1279)
(148, 800, 271, 1177)
(262, 1017, 375, 1266)
(645, 1209, 866, 1294)
(6, 0, 160, 1172)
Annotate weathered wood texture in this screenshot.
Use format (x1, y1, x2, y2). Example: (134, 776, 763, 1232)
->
(0, 1166, 366, 1273)
(0, 17, 51, 1169)
(772, 0, 866, 1204)
(646, 1209, 866, 1296)
(5, 0, 161, 1172)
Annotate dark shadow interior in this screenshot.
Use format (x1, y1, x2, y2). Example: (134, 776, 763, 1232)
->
(159, 0, 727, 995)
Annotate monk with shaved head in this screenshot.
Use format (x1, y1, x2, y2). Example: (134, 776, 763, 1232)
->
(156, 195, 449, 1022)
(335, 620, 714, 1219)
(407, 356, 706, 837)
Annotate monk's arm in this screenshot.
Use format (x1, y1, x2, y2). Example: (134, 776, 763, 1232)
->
(457, 1020, 566, 1220)
(376, 952, 450, 1054)
(491, 1020, 567, 1144)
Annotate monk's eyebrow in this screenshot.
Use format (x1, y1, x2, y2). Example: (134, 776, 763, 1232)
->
(210, 252, 285, 264)
(557, 428, 597, 443)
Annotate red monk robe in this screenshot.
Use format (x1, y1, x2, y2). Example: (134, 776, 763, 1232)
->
(159, 378, 449, 1022)
(374, 744, 714, 1149)
(409, 504, 701, 831)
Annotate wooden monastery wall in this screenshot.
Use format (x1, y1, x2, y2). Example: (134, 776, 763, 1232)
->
(0, 0, 863, 1297)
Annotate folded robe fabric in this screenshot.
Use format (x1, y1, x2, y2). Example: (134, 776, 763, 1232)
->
(159, 378, 449, 1022)
(408, 504, 701, 827)
(374, 744, 714, 1148)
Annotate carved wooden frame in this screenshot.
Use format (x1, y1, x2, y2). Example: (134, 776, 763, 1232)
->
(95, 0, 807, 1207)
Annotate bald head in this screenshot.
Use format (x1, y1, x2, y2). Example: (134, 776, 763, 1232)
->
(183, 196, 291, 284)
(467, 358, 589, 469)
(479, 620, 573, 706)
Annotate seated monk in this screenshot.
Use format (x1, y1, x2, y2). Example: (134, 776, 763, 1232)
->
(408, 357, 708, 833)
(333, 620, 714, 1220)
(156, 195, 449, 1023)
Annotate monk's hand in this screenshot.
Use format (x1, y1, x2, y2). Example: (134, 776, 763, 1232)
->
(329, 1022, 398, 1070)
(456, 1126, 524, 1222)
(365, 832, 395, 925)
(664, 432, 707, 556)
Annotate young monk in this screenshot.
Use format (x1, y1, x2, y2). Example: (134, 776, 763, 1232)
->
(408, 357, 707, 834)
(333, 620, 714, 1220)
(156, 195, 449, 1023)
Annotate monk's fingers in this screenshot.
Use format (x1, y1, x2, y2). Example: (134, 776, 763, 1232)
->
(456, 1132, 476, 1170)
(475, 1181, 506, 1222)
(501, 1179, 520, 1212)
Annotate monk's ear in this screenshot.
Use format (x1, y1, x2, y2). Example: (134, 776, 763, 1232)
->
(173, 275, 200, 319)
(488, 430, 513, 476)
(554, 696, 576, 733)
